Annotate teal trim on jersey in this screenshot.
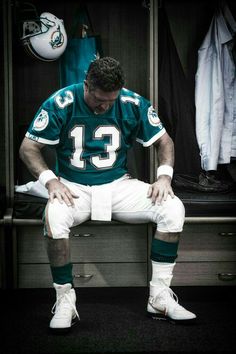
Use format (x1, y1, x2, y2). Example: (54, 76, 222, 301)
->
(151, 238, 179, 263)
(50, 263, 73, 285)
(27, 83, 165, 186)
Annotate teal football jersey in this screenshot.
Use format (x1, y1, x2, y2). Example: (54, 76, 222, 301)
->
(26, 83, 166, 185)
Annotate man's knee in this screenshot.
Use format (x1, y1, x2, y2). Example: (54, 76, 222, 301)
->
(44, 200, 73, 239)
(155, 196, 185, 233)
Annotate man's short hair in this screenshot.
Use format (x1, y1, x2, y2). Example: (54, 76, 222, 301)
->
(86, 57, 125, 92)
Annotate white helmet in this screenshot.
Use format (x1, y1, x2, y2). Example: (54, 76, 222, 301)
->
(21, 12, 67, 61)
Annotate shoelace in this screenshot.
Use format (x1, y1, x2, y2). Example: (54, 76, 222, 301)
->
(158, 287, 179, 304)
(150, 287, 181, 315)
(51, 293, 80, 320)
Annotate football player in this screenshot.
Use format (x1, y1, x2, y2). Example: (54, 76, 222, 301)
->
(19, 57, 196, 331)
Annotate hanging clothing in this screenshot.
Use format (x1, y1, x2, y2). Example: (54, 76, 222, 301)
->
(158, 7, 201, 176)
(195, 3, 236, 171)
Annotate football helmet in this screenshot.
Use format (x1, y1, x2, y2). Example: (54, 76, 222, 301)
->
(21, 10, 67, 61)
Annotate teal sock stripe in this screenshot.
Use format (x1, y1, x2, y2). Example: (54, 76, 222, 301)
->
(151, 238, 179, 263)
(50, 263, 73, 285)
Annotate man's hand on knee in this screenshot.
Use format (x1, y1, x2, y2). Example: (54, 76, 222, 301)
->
(46, 179, 79, 207)
(147, 176, 175, 204)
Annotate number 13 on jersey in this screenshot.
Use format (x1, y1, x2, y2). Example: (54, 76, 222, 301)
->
(70, 125, 121, 169)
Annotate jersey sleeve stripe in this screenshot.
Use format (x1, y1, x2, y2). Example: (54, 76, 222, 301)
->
(136, 128, 166, 147)
(26, 132, 60, 145)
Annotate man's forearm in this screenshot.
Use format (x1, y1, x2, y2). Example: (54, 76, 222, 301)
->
(155, 134, 174, 167)
(19, 141, 49, 179)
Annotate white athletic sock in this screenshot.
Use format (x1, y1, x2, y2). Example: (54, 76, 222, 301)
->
(150, 261, 176, 288)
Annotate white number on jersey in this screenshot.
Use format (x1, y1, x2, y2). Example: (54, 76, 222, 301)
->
(120, 95, 140, 106)
(70, 126, 85, 169)
(70, 125, 120, 169)
(55, 90, 74, 109)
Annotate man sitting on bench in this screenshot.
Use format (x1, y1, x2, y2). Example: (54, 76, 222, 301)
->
(19, 57, 196, 332)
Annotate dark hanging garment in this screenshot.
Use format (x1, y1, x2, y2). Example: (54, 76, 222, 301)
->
(158, 8, 201, 176)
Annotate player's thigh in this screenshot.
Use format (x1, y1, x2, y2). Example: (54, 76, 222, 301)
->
(112, 178, 185, 230)
(112, 178, 152, 213)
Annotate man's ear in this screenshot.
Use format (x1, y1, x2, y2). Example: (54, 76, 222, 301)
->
(84, 80, 89, 91)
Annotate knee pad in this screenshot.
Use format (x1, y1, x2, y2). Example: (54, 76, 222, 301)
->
(44, 200, 73, 239)
(155, 195, 185, 233)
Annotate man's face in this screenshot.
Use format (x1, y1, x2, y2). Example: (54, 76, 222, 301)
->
(84, 81, 120, 115)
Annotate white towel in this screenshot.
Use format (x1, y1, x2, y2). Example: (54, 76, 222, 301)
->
(15, 180, 49, 199)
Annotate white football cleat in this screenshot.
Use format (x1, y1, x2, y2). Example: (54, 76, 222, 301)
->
(147, 285, 196, 323)
(50, 283, 80, 332)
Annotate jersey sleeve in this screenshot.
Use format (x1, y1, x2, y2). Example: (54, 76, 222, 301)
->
(136, 100, 166, 147)
(25, 88, 74, 145)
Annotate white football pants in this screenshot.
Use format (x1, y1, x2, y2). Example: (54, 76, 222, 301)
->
(44, 175, 185, 239)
